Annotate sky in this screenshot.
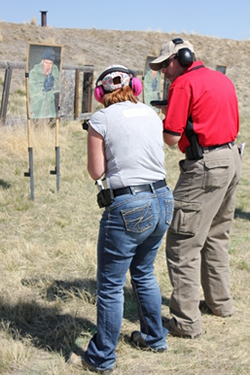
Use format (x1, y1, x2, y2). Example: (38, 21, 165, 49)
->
(1, 0, 250, 41)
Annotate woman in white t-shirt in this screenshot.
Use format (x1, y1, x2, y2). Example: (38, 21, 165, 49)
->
(69, 65, 173, 373)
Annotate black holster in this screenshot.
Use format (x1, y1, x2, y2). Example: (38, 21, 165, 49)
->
(97, 189, 114, 208)
(185, 118, 203, 160)
(185, 134, 203, 160)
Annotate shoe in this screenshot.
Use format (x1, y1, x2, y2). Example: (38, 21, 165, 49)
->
(131, 331, 148, 348)
(131, 331, 167, 352)
(162, 317, 201, 339)
(162, 317, 172, 331)
(68, 352, 113, 374)
(199, 300, 232, 317)
(199, 300, 213, 314)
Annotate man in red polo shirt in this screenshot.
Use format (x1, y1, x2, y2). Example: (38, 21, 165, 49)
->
(150, 38, 242, 339)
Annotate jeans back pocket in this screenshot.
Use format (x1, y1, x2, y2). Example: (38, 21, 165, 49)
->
(165, 198, 174, 226)
(121, 203, 153, 233)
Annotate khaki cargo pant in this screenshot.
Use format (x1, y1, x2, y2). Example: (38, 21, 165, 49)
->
(166, 143, 242, 337)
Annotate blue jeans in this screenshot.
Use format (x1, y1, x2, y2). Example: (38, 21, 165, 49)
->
(83, 184, 174, 371)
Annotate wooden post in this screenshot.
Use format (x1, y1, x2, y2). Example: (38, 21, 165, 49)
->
(0, 64, 12, 124)
(74, 68, 79, 119)
(82, 72, 93, 113)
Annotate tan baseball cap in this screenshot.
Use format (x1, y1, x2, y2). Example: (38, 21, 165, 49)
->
(149, 39, 194, 71)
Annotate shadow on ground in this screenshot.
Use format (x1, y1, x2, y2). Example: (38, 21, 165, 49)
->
(0, 276, 146, 359)
(234, 207, 250, 220)
(0, 179, 11, 189)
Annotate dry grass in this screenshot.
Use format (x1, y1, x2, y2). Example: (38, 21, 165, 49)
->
(0, 22, 250, 375)
(0, 117, 249, 375)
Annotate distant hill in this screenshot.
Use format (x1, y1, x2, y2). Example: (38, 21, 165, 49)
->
(0, 21, 250, 115)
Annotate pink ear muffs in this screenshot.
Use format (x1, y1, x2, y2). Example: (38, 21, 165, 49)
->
(94, 77, 143, 103)
(94, 85, 105, 103)
(130, 77, 143, 96)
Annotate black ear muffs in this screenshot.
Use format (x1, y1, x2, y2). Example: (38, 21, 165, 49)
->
(172, 38, 194, 67)
(176, 48, 194, 67)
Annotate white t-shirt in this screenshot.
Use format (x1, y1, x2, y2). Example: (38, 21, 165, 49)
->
(89, 101, 166, 189)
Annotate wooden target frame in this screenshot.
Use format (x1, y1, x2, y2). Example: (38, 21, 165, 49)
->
(25, 42, 63, 199)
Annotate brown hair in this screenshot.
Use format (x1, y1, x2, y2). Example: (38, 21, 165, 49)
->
(102, 85, 138, 108)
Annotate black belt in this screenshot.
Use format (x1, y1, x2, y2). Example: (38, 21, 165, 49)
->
(113, 179, 166, 197)
(203, 141, 235, 153)
(185, 141, 235, 160)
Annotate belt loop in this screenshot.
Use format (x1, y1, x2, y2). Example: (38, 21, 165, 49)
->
(228, 142, 232, 149)
(150, 183, 155, 193)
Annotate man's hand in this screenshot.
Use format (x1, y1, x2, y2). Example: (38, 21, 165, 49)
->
(43, 74, 55, 92)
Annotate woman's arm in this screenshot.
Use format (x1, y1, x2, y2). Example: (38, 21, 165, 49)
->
(87, 126, 106, 180)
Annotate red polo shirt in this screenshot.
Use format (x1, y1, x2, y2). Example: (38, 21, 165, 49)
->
(163, 60, 239, 153)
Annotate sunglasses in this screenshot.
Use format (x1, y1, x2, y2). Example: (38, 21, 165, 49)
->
(161, 55, 177, 68)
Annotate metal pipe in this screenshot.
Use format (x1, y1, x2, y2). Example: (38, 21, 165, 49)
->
(40, 11, 48, 27)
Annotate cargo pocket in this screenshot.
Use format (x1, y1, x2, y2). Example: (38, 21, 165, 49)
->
(203, 158, 230, 189)
(170, 199, 202, 236)
(121, 203, 153, 233)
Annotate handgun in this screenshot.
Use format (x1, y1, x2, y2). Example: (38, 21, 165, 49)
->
(150, 99, 168, 106)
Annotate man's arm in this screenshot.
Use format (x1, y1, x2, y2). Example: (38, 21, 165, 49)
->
(163, 132, 181, 146)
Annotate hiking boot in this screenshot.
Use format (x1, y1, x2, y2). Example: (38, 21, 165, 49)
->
(68, 352, 113, 374)
(162, 317, 172, 331)
(131, 331, 167, 352)
(162, 317, 201, 339)
(199, 300, 213, 314)
(199, 300, 233, 317)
